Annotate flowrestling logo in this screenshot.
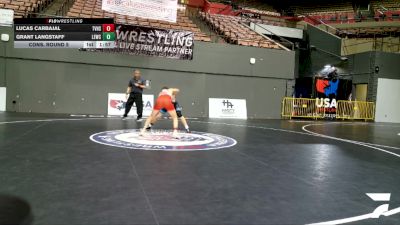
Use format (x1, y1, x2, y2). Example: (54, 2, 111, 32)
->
(90, 129, 237, 151)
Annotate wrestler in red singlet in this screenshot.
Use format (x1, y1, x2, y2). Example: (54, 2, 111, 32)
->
(140, 87, 180, 137)
(153, 88, 175, 112)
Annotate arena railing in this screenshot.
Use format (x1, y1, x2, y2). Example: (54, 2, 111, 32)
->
(281, 97, 376, 121)
(315, 18, 341, 35)
(336, 100, 375, 120)
(281, 97, 325, 119)
(188, 8, 243, 44)
(56, 0, 75, 16)
(238, 19, 294, 50)
(342, 38, 400, 55)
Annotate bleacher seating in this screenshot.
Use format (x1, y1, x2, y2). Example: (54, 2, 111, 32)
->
(233, 0, 280, 16)
(243, 17, 287, 28)
(290, 2, 354, 16)
(0, 0, 52, 18)
(337, 26, 400, 38)
(305, 11, 357, 24)
(371, 0, 400, 22)
(298, 0, 400, 24)
(200, 12, 282, 49)
(241, 7, 281, 17)
(66, 0, 211, 42)
(207, 0, 280, 17)
(371, 0, 400, 11)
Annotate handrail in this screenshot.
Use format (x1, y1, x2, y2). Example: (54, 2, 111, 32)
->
(302, 18, 342, 41)
(241, 21, 291, 51)
(318, 19, 339, 30)
(216, 5, 232, 15)
(342, 38, 400, 54)
(379, 5, 388, 11)
(191, 10, 236, 43)
(303, 10, 400, 25)
(301, 15, 345, 38)
(239, 18, 294, 50)
(55, 0, 75, 16)
(343, 39, 400, 48)
(253, 23, 294, 50)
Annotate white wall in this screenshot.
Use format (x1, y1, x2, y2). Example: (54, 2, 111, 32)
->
(0, 87, 5, 111)
(375, 78, 400, 123)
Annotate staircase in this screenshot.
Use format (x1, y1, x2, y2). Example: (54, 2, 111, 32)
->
(40, 0, 71, 16)
(186, 8, 227, 43)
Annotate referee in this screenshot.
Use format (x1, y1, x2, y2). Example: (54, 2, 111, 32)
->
(123, 69, 146, 121)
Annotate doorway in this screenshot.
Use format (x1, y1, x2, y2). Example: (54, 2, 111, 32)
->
(355, 84, 368, 101)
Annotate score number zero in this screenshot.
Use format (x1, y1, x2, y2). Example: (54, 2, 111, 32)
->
(90, 24, 115, 41)
(85, 24, 115, 48)
(102, 24, 115, 41)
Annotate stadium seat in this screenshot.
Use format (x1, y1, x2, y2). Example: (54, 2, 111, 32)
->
(337, 26, 400, 38)
(0, 0, 55, 17)
(371, 0, 400, 11)
(202, 13, 282, 49)
(290, 2, 353, 16)
(65, 0, 210, 42)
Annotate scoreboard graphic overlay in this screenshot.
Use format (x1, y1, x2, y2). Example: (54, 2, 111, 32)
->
(14, 18, 116, 49)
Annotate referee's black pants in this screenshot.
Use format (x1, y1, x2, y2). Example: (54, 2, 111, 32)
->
(124, 93, 143, 118)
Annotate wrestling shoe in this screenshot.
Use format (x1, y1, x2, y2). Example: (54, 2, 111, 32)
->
(172, 131, 179, 139)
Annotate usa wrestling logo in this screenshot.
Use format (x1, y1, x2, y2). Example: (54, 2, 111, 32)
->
(89, 129, 237, 151)
(109, 99, 125, 110)
(316, 79, 339, 96)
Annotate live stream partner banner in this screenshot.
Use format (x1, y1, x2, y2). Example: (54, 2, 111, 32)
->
(88, 24, 194, 60)
(102, 0, 177, 23)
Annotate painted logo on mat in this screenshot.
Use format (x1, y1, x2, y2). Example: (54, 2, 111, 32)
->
(89, 129, 237, 151)
(307, 193, 400, 225)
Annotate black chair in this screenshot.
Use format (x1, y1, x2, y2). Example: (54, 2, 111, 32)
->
(0, 195, 33, 225)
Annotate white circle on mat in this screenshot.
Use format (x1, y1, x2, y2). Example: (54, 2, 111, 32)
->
(90, 129, 237, 151)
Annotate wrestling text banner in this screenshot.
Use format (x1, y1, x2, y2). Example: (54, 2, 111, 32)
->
(86, 24, 194, 60)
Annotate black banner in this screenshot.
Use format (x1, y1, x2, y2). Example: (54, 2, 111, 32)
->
(14, 18, 114, 24)
(14, 24, 110, 32)
(85, 24, 194, 60)
(14, 32, 103, 41)
(315, 77, 352, 118)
